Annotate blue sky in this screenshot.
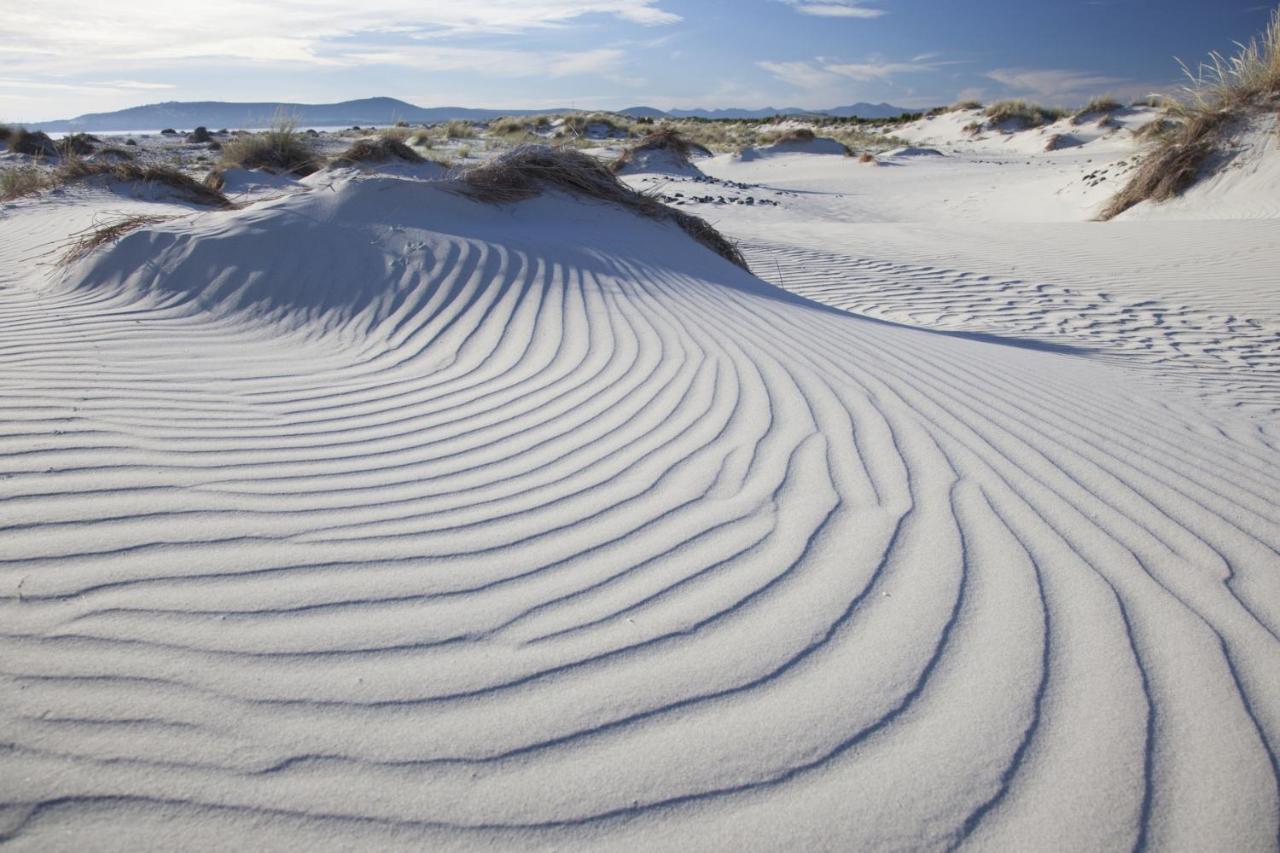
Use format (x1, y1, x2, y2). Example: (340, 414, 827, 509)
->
(3, 0, 1275, 120)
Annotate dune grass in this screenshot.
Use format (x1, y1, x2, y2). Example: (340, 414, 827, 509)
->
(1071, 96, 1123, 124)
(60, 214, 177, 265)
(56, 161, 232, 207)
(1102, 6, 1280, 219)
(611, 128, 711, 173)
(559, 112, 635, 139)
(0, 166, 51, 200)
(443, 120, 475, 140)
(218, 114, 321, 176)
(458, 145, 748, 271)
(949, 100, 984, 112)
(331, 135, 427, 167)
(1, 127, 58, 157)
(984, 100, 1068, 129)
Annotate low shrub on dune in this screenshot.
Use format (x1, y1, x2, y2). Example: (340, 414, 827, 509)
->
(458, 144, 748, 271)
(1102, 5, 1280, 219)
(218, 114, 321, 176)
(948, 100, 984, 112)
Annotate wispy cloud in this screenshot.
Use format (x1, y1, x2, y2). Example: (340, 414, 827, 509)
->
(775, 0, 886, 18)
(984, 67, 1129, 100)
(759, 55, 942, 89)
(0, 1, 680, 73)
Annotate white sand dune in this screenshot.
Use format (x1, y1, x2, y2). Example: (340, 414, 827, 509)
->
(1, 150, 1279, 851)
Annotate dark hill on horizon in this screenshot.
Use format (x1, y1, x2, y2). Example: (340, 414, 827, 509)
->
(27, 97, 916, 132)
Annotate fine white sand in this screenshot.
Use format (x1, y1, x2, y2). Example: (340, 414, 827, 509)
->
(1, 115, 1278, 851)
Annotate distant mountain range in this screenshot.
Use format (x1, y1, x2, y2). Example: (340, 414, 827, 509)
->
(621, 103, 912, 120)
(27, 97, 916, 132)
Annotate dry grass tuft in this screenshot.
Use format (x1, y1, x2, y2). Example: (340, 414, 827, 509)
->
(560, 112, 634, 139)
(858, 152, 876, 164)
(1102, 6, 1280, 219)
(1099, 113, 1225, 219)
(60, 214, 175, 265)
(1071, 96, 1123, 124)
(0, 165, 52, 200)
(984, 99, 1068, 128)
(767, 127, 817, 144)
(1131, 93, 1178, 109)
(458, 145, 748, 271)
(443, 120, 475, 140)
(331, 135, 427, 167)
(3, 127, 58, 157)
(610, 127, 711, 172)
(1133, 117, 1179, 140)
(218, 113, 321, 176)
(1177, 5, 1280, 110)
(57, 133, 99, 157)
(948, 100, 984, 112)
(56, 160, 232, 207)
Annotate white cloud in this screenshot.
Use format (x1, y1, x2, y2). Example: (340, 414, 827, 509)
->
(0, 78, 174, 93)
(0, 1, 679, 73)
(776, 1, 886, 18)
(759, 55, 940, 89)
(984, 68, 1130, 100)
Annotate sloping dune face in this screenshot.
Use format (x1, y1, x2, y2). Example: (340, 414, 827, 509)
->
(1, 176, 1278, 851)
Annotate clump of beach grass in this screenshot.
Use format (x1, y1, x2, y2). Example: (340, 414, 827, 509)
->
(1, 127, 58, 158)
(984, 100, 1068, 129)
(55, 160, 232, 207)
(443, 120, 475, 140)
(1071, 96, 1123, 124)
(0, 165, 52, 200)
(559, 112, 634, 139)
(1101, 5, 1280, 219)
(60, 214, 176, 265)
(218, 113, 321, 176)
(457, 145, 748, 271)
(610, 127, 711, 173)
(330, 135, 427, 168)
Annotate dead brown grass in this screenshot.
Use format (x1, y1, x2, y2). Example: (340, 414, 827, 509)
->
(1102, 6, 1280, 219)
(1099, 113, 1225, 219)
(3, 128, 58, 157)
(610, 128, 711, 172)
(0, 165, 52, 200)
(1070, 96, 1123, 124)
(767, 127, 817, 144)
(218, 114, 321, 176)
(457, 145, 748, 271)
(330, 135, 427, 167)
(56, 161, 232, 207)
(59, 214, 176, 265)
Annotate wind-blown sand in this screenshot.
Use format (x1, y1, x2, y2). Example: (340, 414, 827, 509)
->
(1, 114, 1278, 850)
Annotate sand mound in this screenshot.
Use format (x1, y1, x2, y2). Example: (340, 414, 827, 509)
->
(882, 146, 945, 158)
(739, 130, 852, 160)
(612, 129, 712, 176)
